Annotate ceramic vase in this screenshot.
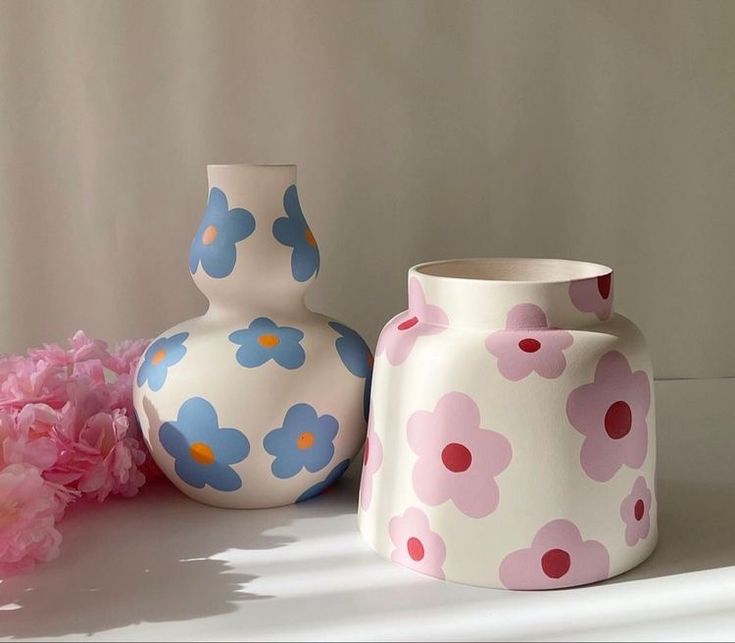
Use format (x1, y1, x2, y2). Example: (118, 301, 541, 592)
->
(358, 258, 656, 589)
(133, 164, 371, 508)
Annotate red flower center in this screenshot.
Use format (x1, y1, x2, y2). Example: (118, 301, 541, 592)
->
(518, 338, 541, 353)
(597, 274, 612, 299)
(604, 401, 633, 440)
(634, 499, 645, 521)
(407, 537, 425, 561)
(363, 437, 370, 465)
(441, 443, 472, 473)
(541, 548, 571, 579)
(397, 316, 419, 331)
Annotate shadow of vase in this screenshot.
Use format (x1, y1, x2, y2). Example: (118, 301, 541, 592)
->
(0, 480, 295, 639)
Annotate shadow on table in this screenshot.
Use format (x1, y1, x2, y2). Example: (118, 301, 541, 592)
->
(607, 476, 735, 583)
(0, 470, 358, 639)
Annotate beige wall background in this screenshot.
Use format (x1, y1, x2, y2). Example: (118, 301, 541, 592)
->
(0, 0, 733, 379)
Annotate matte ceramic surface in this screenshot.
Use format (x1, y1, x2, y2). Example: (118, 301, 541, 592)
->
(358, 258, 656, 589)
(133, 164, 370, 508)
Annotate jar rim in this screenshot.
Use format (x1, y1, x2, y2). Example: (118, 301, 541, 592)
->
(411, 257, 612, 285)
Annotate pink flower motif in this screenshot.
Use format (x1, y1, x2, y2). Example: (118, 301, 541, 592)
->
(375, 278, 448, 366)
(566, 351, 651, 482)
(620, 476, 653, 546)
(0, 464, 63, 577)
(499, 519, 610, 590)
(389, 506, 446, 580)
(359, 407, 383, 510)
(407, 392, 512, 518)
(485, 304, 573, 381)
(569, 273, 614, 321)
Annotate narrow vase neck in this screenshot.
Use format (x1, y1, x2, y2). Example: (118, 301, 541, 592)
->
(190, 164, 320, 313)
(409, 258, 615, 330)
(207, 164, 297, 229)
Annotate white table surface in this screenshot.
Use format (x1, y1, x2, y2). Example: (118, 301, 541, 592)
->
(1, 378, 734, 642)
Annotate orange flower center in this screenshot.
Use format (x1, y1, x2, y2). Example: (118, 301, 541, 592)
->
(151, 349, 167, 365)
(202, 225, 218, 245)
(304, 227, 317, 247)
(258, 334, 280, 348)
(297, 431, 315, 450)
(189, 442, 216, 466)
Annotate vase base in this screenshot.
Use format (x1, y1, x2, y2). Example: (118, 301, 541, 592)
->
(360, 522, 658, 590)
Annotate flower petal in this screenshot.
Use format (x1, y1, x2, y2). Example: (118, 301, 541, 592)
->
(235, 344, 272, 368)
(175, 397, 220, 442)
(224, 208, 256, 242)
(174, 457, 208, 489)
(208, 462, 243, 491)
(211, 427, 250, 465)
(159, 421, 190, 459)
(273, 216, 300, 246)
(201, 240, 237, 279)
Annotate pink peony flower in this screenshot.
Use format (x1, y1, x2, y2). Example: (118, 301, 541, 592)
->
(375, 278, 448, 366)
(620, 476, 653, 546)
(499, 519, 610, 590)
(566, 351, 651, 482)
(28, 330, 110, 368)
(0, 331, 153, 577)
(569, 273, 614, 321)
(0, 404, 60, 471)
(0, 464, 63, 576)
(359, 406, 383, 511)
(105, 338, 150, 376)
(389, 506, 446, 580)
(485, 304, 573, 381)
(0, 355, 68, 410)
(47, 407, 146, 501)
(407, 392, 512, 518)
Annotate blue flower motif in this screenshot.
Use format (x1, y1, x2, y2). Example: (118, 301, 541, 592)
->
(159, 397, 250, 491)
(229, 317, 305, 370)
(264, 403, 338, 478)
(296, 459, 351, 503)
(136, 332, 189, 392)
(273, 184, 320, 282)
(189, 187, 256, 278)
(329, 322, 373, 421)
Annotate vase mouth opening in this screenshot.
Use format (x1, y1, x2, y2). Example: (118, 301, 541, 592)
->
(412, 257, 612, 284)
(207, 163, 296, 169)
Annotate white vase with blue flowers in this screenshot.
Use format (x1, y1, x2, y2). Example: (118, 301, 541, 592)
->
(133, 164, 370, 508)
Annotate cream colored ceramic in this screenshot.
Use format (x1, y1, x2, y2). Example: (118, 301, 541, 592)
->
(133, 164, 370, 508)
(359, 258, 656, 589)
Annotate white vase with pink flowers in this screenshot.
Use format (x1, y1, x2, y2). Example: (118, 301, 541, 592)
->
(358, 258, 656, 590)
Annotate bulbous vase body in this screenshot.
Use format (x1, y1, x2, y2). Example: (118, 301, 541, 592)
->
(134, 164, 370, 508)
(358, 258, 656, 589)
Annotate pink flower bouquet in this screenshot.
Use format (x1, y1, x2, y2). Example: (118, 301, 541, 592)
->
(0, 331, 155, 576)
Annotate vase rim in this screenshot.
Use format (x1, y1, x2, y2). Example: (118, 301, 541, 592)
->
(411, 257, 612, 285)
(206, 163, 296, 169)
